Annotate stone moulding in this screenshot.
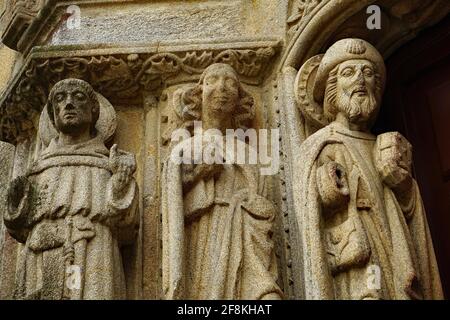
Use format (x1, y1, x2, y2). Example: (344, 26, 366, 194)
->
(281, 0, 450, 70)
(0, 40, 281, 145)
(1, 0, 280, 55)
(281, 0, 371, 70)
(287, 0, 323, 41)
(0, 0, 47, 51)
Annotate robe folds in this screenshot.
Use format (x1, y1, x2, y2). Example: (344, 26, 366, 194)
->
(4, 136, 139, 300)
(293, 122, 443, 300)
(162, 133, 283, 299)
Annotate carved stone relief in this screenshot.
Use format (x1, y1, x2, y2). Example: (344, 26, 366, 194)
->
(287, 0, 323, 39)
(0, 44, 279, 145)
(3, 79, 139, 299)
(0, 29, 281, 300)
(0, 0, 449, 301)
(292, 38, 443, 299)
(161, 63, 283, 300)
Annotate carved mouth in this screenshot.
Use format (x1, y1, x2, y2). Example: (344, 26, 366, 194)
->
(63, 112, 78, 119)
(214, 96, 229, 103)
(353, 87, 367, 95)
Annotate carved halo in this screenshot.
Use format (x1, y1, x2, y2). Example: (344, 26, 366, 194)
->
(39, 92, 117, 146)
(294, 54, 329, 128)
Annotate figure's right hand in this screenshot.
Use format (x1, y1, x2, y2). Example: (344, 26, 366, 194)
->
(181, 162, 223, 191)
(323, 161, 349, 196)
(317, 161, 350, 212)
(193, 163, 222, 181)
(7, 176, 31, 211)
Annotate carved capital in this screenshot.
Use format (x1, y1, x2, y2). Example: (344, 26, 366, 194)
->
(0, 42, 280, 145)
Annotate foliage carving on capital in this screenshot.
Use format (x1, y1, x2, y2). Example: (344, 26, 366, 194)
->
(0, 46, 278, 145)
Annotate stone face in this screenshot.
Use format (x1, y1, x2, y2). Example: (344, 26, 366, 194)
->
(292, 38, 443, 300)
(0, 1, 449, 300)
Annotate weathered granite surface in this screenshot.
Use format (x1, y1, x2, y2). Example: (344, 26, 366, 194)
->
(0, 0, 449, 300)
(292, 38, 443, 300)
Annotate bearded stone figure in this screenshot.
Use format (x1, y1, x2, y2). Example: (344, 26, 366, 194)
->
(162, 63, 283, 300)
(4, 79, 139, 299)
(293, 39, 443, 300)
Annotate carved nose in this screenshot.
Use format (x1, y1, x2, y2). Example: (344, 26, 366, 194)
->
(64, 95, 75, 107)
(64, 102, 75, 110)
(355, 70, 365, 84)
(217, 78, 226, 89)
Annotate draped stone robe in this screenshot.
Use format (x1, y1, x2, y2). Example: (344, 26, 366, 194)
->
(294, 122, 443, 300)
(4, 136, 139, 300)
(162, 133, 282, 300)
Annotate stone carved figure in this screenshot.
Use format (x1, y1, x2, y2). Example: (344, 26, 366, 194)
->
(162, 63, 283, 299)
(4, 79, 139, 299)
(293, 39, 443, 299)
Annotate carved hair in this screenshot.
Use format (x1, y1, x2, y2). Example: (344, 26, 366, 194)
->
(323, 63, 383, 122)
(178, 64, 255, 132)
(47, 78, 100, 133)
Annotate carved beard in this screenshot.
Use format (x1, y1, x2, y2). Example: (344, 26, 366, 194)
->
(335, 87, 379, 124)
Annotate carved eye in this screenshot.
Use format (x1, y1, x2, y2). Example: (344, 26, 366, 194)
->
(341, 67, 354, 77)
(205, 76, 218, 86)
(225, 78, 237, 88)
(54, 93, 65, 102)
(363, 67, 374, 77)
(74, 92, 87, 101)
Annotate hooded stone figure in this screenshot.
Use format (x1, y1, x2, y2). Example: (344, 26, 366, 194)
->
(161, 63, 283, 300)
(293, 38, 443, 300)
(4, 78, 139, 299)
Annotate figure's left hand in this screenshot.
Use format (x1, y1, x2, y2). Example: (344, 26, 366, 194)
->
(235, 188, 258, 206)
(109, 144, 136, 194)
(374, 132, 413, 191)
(237, 188, 275, 220)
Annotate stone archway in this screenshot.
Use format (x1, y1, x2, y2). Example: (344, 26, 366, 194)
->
(282, 0, 450, 70)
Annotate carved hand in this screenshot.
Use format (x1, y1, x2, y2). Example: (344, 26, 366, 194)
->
(374, 132, 413, 192)
(235, 187, 251, 203)
(182, 162, 222, 191)
(317, 161, 350, 212)
(109, 144, 136, 195)
(7, 176, 31, 212)
(194, 163, 222, 180)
